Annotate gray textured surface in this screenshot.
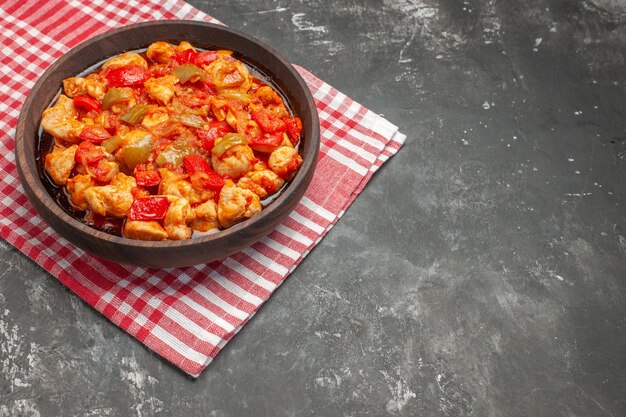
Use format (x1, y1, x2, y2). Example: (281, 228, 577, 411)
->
(2, 0, 626, 416)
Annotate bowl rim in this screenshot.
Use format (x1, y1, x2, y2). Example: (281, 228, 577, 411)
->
(15, 20, 320, 252)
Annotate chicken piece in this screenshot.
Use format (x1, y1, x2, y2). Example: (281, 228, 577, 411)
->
(251, 160, 271, 171)
(44, 144, 77, 186)
(174, 85, 212, 109)
(63, 76, 106, 99)
(121, 128, 152, 146)
(176, 41, 195, 52)
(163, 196, 195, 240)
(279, 133, 297, 149)
(158, 169, 215, 205)
(225, 107, 249, 134)
(237, 169, 284, 199)
(146, 41, 176, 63)
(211, 141, 256, 180)
(144, 75, 178, 105)
(242, 119, 263, 140)
(66, 174, 96, 210)
(41, 95, 84, 142)
(217, 180, 262, 228)
(141, 111, 170, 130)
(146, 41, 195, 64)
(268, 146, 303, 179)
(250, 85, 289, 118)
(209, 96, 231, 122)
(84, 173, 136, 218)
(206, 58, 252, 93)
(158, 169, 187, 194)
(89, 159, 120, 183)
(93, 110, 121, 134)
(123, 220, 168, 241)
(101, 52, 148, 71)
(190, 198, 219, 232)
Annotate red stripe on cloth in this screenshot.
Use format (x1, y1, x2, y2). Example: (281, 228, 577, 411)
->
(40, 7, 87, 41)
(11, 3, 50, 28)
(0, 0, 405, 377)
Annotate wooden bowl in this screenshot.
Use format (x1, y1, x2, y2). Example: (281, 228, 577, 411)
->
(15, 21, 320, 268)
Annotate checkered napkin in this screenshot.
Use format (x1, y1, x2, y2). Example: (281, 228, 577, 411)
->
(0, 0, 405, 376)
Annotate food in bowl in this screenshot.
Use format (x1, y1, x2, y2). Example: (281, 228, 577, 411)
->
(40, 40, 303, 241)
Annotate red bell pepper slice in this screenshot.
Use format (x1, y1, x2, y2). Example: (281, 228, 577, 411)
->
(128, 196, 170, 221)
(251, 109, 286, 133)
(134, 169, 161, 187)
(171, 49, 195, 65)
(200, 80, 218, 95)
(73, 95, 101, 112)
(183, 154, 224, 191)
(192, 51, 218, 67)
(182, 154, 211, 175)
(196, 120, 232, 152)
(284, 117, 302, 143)
(192, 171, 225, 192)
(195, 129, 218, 152)
(79, 125, 111, 143)
(75, 141, 115, 182)
(172, 50, 219, 67)
(248, 132, 284, 148)
(105, 65, 151, 87)
(76, 141, 104, 165)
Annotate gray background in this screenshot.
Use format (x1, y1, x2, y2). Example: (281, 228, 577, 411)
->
(1, 0, 625, 416)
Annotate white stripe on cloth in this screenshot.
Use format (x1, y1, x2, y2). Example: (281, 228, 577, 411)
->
(222, 257, 278, 292)
(335, 136, 378, 164)
(361, 109, 400, 139)
(288, 211, 327, 235)
(208, 270, 265, 307)
(258, 236, 301, 260)
(158, 304, 224, 346)
(190, 280, 250, 321)
(275, 224, 314, 247)
(151, 325, 210, 366)
(299, 197, 336, 222)
(241, 247, 290, 276)
(179, 295, 236, 333)
(325, 148, 369, 176)
(348, 128, 388, 151)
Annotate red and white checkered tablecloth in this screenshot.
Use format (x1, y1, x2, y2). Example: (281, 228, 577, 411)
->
(0, 0, 405, 377)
